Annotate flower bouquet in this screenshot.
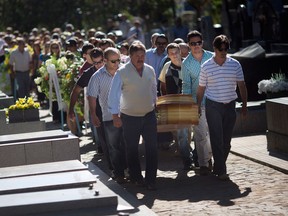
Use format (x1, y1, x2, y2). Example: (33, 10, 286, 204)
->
(8, 97, 40, 123)
(258, 73, 288, 98)
(35, 53, 85, 116)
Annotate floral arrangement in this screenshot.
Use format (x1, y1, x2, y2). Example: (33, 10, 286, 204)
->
(35, 53, 85, 116)
(8, 97, 40, 110)
(258, 73, 288, 94)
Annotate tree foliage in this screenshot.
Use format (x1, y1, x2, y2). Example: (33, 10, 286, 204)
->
(0, 0, 221, 33)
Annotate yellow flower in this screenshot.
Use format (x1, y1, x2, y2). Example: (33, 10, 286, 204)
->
(8, 97, 40, 110)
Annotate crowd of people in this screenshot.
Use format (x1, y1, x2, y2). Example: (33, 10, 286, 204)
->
(0, 20, 247, 190)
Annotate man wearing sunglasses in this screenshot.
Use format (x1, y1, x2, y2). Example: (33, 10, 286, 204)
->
(87, 47, 127, 184)
(180, 30, 213, 175)
(68, 48, 112, 170)
(197, 34, 247, 181)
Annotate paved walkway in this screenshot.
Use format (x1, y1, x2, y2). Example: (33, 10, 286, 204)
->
(40, 109, 288, 215)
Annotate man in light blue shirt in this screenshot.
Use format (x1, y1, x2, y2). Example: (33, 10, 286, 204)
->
(181, 30, 213, 175)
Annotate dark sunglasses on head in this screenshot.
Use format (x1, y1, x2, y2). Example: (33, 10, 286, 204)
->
(110, 59, 121, 63)
(93, 59, 103, 65)
(189, 41, 202, 46)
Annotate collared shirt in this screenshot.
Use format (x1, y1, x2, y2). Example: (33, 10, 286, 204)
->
(181, 50, 213, 104)
(9, 48, 31, 71)
(199, 56, 244, 103)
(145, 48, 167, 79)
(87, 66, 114, 121)
(108, 61, 157, 117)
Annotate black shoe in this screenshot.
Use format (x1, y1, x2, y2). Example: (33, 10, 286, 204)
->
(97, 146, 104, 156)
(199, 166, 210, 176)
(146, 183, 157, 191)
(114, 176, 128, 184)
(217, 173, 230, 181)
(130, 178, 146, 187)
(183, 159, 194, 170)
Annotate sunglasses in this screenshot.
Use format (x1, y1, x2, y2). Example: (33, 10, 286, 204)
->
(189, 41, 202, 46)
(110, 59, 121, 64)
(51, 46, 59, 49)
(218, 47, 229, 52)
(93, 59, 103, 65)
(156, 42, 167, 46)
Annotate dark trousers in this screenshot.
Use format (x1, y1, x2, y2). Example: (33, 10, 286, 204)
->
(95, 98, 111, 170)
(15, 71, 30, 99)
(205, 98, 236, 175)
(121, 111, 158, 184)
(103, 120, 127, 177)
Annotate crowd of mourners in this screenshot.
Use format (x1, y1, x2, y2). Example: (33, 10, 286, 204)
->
(0, 16, 247, 190)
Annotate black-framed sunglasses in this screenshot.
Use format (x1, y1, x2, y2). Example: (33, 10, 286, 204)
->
(156, 42, 167, 46)
(189, 41, 202, 46)
(93, 59, 103, 65)
(110, 59, 121, 64)
(218, 47, 229, 52)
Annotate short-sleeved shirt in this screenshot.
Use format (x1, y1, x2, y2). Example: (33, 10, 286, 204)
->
(87, 66, 114, 121)
(181, 50, 213, 104)
(76, 65, 97, 88)
(199, 56, 244, 103)
(9, 48, 31, 72)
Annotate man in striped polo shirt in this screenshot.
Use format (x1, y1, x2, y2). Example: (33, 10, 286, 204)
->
(197, 34, 247, 181)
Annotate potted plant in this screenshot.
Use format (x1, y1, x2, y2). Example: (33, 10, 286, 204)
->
(258, 73, 288, 99)
(8, 97, 40, 123)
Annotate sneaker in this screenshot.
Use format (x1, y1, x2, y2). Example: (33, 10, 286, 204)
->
(199, 166, 210, 176)
(218, 173, 230, 181)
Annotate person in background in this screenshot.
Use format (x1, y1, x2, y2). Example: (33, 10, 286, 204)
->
(68, 48, 107, 158)
(87, 47, 127, 184)
(197, 34, 247, 180)
(108, 41, 158, 190)
(181, 30, 213, 175)
(147, 33, 160, 51)
(9, 37, 32, 99)
(179, 42, 190, 58)
(79, 43, 94, 76)
(127, 19, 145, 45)
(172, 17, 189, 42)
(118, 42, 130, 64)
(145, 34, 168, 79)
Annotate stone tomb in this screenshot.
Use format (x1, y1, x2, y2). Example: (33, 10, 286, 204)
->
(266, 97, 288, 154)
(0, 160, 120, 215)
(0, 130, 80, 167)
(0, 109, 46, 135)
(0, 91, 14, 109)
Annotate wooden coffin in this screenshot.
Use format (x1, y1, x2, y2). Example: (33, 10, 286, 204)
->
(156, 94, 199, 125)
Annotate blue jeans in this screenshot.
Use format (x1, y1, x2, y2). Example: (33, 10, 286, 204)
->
(103, 121, 126, 177)
(121, 111, 158, 184)
(177, 128, 193, 163)
(205, 98, 236, 175)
